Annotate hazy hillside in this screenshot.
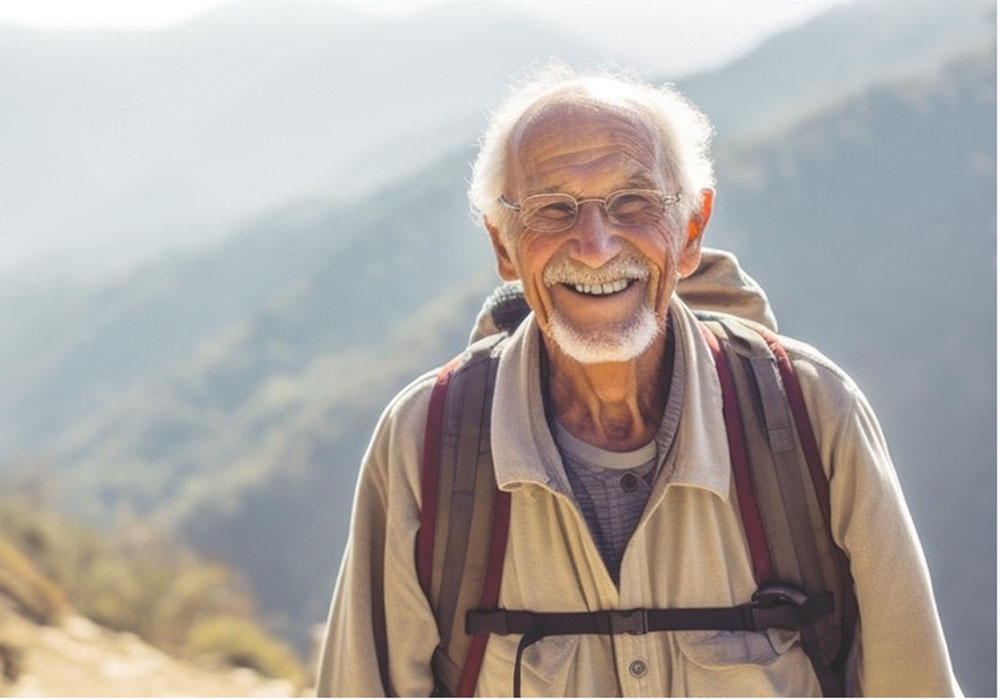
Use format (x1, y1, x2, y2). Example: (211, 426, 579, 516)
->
(712, 47, 996, 692)
(0, 1, 606, 280)
(47, 150, 496, 636)
(677, 0, 995, 141)
(0, 0, 372, 272)
(52, 147, 492, 509)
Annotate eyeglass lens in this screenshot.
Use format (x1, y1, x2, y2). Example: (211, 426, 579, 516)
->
(519, 191, 665, 232)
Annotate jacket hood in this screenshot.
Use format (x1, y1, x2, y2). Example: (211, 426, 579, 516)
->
(676, 247, 777, 331)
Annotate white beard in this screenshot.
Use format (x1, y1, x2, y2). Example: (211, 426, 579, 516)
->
(541, 246, 664, 364)
(546, 305, 660, 364)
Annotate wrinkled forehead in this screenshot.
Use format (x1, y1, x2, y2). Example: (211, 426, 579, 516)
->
(507, 98, 667, 193)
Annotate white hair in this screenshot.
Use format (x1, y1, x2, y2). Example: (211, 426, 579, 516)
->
(468, 64, 716, 240)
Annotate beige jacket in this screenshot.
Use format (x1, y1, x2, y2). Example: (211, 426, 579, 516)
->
(317, 251, 960, 697)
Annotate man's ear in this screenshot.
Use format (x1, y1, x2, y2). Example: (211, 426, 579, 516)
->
(484, 216, 520, 281)
(678, 188, 714, 277)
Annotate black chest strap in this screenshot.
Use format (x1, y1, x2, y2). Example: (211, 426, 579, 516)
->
(468, 586, 835, 697)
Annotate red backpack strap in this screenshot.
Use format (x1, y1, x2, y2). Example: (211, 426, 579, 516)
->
(701, 316, 857, 696)
(700, 323, 776, 583)
(417, 337, 511, 696)
(755, 328, 830, 525)
(752, 324, 859, 674)
(456, 488, 511, 696)
(417, 354, 464, 596)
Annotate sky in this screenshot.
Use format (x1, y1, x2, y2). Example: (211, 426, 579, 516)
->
(0, 0, 857, 75)
(0, 0, 234, 29)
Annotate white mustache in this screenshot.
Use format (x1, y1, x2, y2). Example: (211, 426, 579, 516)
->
(542, 253, 651, 288)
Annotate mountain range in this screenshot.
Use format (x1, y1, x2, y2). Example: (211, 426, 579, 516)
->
(1, 0, 995, 694)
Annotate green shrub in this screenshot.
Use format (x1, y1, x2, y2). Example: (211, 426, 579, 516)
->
(0, 498, 304, 687)
(0, 539, 69, 624)
(186, 614, 306, 685)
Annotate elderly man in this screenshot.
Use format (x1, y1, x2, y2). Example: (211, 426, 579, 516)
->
(316, 70, 959, 697)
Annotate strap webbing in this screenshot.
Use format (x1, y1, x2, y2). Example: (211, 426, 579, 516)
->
(420, 344, 510, 697)
(800, 617, 844, 697)
(437, 358, 493, 649)
(701, 319, 853, 696)
(456, 489, 511, 696)
(757, 327, 859, 676)
(700, 324, 776, 583)
(758, 329, 831, 528)
(469, 596, 832, 636)
(418, 355, 464, 596)
(724, 348, 806, 584)
(470, 593, 833, 697)
(748, 352, 828, 598)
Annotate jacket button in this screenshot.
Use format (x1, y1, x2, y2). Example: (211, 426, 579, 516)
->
(628, 659, 647, 678)
(620, 473, 639, 492)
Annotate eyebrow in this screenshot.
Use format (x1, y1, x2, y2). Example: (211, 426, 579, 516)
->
(623, 173, 660, 189)
(529, 173, 661, 197)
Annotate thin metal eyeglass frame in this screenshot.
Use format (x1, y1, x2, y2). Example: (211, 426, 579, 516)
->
(497, 188, 683, 233)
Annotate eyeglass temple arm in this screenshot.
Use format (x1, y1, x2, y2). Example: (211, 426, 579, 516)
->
(497, 195, 521, 212)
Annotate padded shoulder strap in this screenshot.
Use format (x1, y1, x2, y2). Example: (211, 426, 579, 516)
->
(699, 315, 857, 694)
(417, 335, 511, 696)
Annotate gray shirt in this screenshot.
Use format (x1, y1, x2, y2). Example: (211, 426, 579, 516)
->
(554, 423, 657, 583)
(551, 324, 686, 585)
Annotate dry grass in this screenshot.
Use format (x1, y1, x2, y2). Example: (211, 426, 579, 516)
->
(0, 498, 306, 686)
(0, 539, 69, 625)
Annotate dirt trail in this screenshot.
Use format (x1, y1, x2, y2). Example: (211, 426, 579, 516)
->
(0, 601, 302, 697)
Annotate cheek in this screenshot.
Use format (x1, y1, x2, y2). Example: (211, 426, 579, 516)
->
(634, 225, 682, 273)
(516, 232, 563, 276)
(513, 232, 565, 324)
(631, 225, 682, 312)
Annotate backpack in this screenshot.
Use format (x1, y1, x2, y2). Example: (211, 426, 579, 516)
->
(416, 283, 858, 697)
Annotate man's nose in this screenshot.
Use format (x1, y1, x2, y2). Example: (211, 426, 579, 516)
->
(567, 201, 623, 269)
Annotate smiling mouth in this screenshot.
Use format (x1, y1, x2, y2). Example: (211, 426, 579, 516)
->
(562, 278, 639, 297)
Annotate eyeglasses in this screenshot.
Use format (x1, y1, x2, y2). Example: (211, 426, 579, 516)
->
(498, 189, 682, 233)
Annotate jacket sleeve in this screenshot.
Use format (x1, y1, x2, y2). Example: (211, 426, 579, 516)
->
(825, 383, 962, 696)
(315, 384, 440, 697)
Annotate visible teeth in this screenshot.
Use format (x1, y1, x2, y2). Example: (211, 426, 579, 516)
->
(570, 279, 632, 295)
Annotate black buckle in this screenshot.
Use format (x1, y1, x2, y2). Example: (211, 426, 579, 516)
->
(752, 584, 809, 608)
(609, 609, 648, 635)
(748, 584, 812, 632)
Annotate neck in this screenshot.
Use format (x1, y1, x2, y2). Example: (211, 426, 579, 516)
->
(544, 321, 672, 452)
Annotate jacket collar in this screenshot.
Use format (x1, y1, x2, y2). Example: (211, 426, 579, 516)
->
(490, 296, 731, 499)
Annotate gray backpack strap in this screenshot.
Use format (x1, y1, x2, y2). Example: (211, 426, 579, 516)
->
(701, 314, 856, 693)
(424, 334, 507, 696)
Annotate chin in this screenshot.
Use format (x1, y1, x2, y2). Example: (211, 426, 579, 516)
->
(547, 307, 660, 364)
